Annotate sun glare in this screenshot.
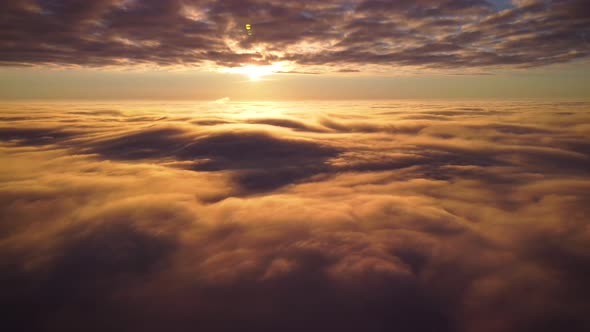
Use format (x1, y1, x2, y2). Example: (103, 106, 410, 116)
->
(223, 63, 287, 81)
(244, 66, 270, 80)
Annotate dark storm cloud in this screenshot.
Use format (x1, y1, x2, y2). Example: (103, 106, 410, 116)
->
(1, 101, 590, 331)
(0, 0, 588, 69)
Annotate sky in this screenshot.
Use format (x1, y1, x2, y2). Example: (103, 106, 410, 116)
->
(1, 0, 589, 100)
(1, 1, 590, 332)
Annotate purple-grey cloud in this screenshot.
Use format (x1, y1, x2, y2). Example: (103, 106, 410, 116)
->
(0, 0, 588, 70)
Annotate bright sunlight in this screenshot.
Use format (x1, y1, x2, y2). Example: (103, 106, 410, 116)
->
(223, 62, 287, 81)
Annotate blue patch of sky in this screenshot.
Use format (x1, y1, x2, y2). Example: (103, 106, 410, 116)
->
(488, 0, 514, 10)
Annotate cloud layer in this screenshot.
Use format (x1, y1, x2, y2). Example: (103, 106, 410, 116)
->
(0, 0, 589, 70)
(1, 100, 589, 331)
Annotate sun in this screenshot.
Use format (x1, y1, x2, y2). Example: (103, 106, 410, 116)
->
(242, 65, 271, 81)
(223, 62, 287, 81)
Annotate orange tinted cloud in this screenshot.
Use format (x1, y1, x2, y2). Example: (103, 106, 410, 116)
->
(0, 100, 589, 331)
(0, 1, 589, 71)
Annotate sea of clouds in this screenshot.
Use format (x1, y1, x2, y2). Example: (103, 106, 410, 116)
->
(1, 100, 589, 331)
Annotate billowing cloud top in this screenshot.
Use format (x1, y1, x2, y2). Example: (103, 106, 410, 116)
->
(1, 0, 589, 71)
(1, 100, 590, 331)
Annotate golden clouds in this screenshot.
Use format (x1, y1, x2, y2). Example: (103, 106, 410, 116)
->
(1, 101, 589, 331)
